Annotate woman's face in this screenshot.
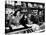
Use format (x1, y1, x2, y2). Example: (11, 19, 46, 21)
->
(6, 8, 14, 15)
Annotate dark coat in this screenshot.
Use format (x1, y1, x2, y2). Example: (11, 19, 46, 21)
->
(20, 15, 28, 25)
(30, 15, 38, 24)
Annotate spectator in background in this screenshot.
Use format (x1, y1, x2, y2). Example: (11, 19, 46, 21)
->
(30, 14, 38, 25)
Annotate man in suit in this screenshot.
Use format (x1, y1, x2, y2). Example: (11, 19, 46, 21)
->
(20, 14, 28, 28)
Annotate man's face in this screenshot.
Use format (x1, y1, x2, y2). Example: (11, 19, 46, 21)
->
(28, 14, 31, 18)
(16, 11, 20, 16)
(25, 15, 27, 19)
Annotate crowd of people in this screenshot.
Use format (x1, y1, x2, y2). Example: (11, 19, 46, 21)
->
(5, 8, 40, 33)
(5, 1, 45, 33)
